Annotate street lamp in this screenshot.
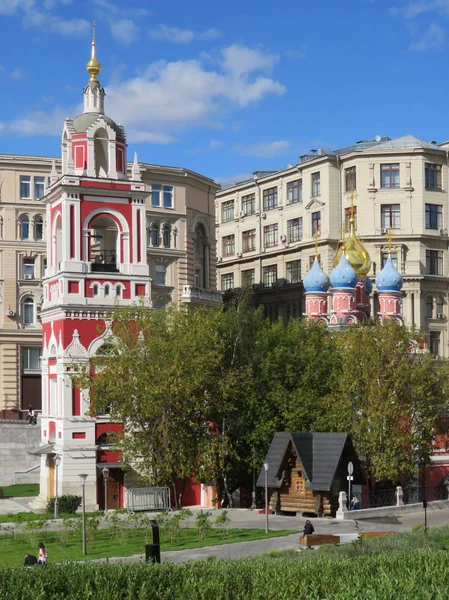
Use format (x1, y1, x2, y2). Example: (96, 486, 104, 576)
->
(102, 467, 109, 512)
(78, 474, 88, 556)
(54, 454, 61, 519)
(263, 462, 269, 534)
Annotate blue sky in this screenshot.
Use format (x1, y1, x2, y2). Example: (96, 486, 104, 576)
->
(1, 0, 449, 183)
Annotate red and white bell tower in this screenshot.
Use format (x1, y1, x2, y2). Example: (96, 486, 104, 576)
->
(33, 29, 151, 510)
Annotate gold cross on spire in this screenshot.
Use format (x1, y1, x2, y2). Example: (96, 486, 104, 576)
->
(314, 231, 320, 260)
(86, 21, 101, 82)
(386, 228, 394, 256)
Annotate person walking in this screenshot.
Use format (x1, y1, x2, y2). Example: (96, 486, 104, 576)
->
(38, 543, 48, 566)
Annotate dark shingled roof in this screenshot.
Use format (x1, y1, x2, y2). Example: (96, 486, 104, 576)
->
(257, 432, 355, 491)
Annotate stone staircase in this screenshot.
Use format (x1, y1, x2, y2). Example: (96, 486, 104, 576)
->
(0, 420, 41, 485)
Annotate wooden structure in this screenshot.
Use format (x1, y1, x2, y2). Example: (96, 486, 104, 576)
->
(257, 432, 365, 517)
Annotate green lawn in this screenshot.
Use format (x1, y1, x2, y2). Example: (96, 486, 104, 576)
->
(0, 527, 298, 566)
(1, 484, 39, 498)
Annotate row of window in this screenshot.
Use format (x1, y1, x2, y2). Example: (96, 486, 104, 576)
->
(220, 162, 444, 223)
(222, 214, 320, 256)
(19, 215, 44, 241)
(20, 176, 46, 200)
(151, 185, 174, 209)
(426, 295, 445, 319)
(149, 223, 172, 248)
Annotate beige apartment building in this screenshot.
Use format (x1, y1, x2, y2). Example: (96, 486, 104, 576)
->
(0, 154, 220, 418)
(216, 135, 449, 356)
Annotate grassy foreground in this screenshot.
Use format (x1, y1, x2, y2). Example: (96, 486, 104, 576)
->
(1, 551, 449, 600)
(0, 527, 297, 565)
(1, 484, 39, 498)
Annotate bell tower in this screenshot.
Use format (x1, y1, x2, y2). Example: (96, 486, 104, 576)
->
(33, 28, 151, 510)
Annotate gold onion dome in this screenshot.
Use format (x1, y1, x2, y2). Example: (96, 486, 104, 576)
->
(334, 213, 371, 277)
(87, 23, 101, 82)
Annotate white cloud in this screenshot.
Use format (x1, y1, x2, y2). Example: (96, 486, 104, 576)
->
(286, 44, 309, 59)
(392, 1, 449, 19)
(110, 19, 138, 45)
(0, 0, 30, 15)
(234, 141, 292, 158)
(209, 138, 223, 150)
(0, 0, 89, 37)
(409, 22, 446, 49)
(93, 0, 149, 17)
(148, 24, 221, 44)
(221, 45, 278, 77)
(2, 45, 285, 144)
(215, 172, 253, 186)
(9, 68, 25, 80)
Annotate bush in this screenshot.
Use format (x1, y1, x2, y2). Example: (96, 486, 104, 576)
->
(46, 495, 81, 514)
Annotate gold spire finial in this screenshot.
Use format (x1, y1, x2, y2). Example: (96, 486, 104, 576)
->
(386, 228, 394, 256)
(314, 231, 320, 260)
(86, 22, 101, 82)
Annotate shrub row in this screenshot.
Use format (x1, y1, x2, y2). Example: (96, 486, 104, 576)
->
(46, 495, 81, 514)
(1, 551, 449, 599)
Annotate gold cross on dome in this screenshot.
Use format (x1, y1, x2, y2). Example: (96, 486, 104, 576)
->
(386, 228, 394, 255)
(314, 231, 320, 259)
(340, 226, 348, 239)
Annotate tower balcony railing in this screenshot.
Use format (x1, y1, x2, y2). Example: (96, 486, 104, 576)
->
(181, 285, 223, 304)
(90, 250, 119, 273)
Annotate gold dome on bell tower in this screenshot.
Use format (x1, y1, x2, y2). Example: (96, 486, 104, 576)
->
(86, 22, 101, 82)
(334, 191, 371, 276)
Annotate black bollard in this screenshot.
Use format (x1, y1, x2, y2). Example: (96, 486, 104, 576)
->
(145, 519, 161, 563)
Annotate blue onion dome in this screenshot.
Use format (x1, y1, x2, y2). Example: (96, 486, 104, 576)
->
(303, 258, 330, 293)
(330, 255, 358, 289)
(375, 256, 403, 292)
(364, 277, 373, 296)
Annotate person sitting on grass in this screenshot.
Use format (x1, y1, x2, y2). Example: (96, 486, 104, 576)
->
(24, 554, 37, 567)
(38, 543, 47, 566)
(303, 520, 314, 536)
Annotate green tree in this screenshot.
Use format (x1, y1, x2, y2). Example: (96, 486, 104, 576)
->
(319, 322, 449, 484)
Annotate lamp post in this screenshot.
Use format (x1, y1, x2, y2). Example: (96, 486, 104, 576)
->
(54, 454, 61, 519)
(263, 462, 269, 534)
(78, 474, 88, 556)
(102, 466, 109, 512)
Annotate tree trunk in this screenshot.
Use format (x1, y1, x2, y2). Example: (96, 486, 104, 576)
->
(223, 473, 234, 508)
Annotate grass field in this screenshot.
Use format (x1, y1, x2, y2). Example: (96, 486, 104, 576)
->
(0, 527, 298, 566)
(1, 484, 39, 498)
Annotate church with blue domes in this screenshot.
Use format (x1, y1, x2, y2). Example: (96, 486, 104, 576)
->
(304, 208, 403, 328)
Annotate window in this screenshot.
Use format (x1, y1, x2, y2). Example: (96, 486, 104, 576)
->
(163, 186, 174, 209)
(311, 172, 320, 197)
(381, 164, 400, 189)
(241, 269, 255, 287)
(20, 176, 31, 199)
(381, 252, 398, 269)
(104, 285, 110, 297)
(242, 229, 256, 252)
(34, 216, 43, 241)
(116, 285, 121, 297)
(425, 163, 442, 190)
(425, 204, 442, 230)
(288, 217, 303, 243)
(222, 235, 235, 256)
(426, 250, 443, 275)
(345, 166, 356, 192)
(162, 224, 171, 248)
(286, 260, 301, 284)
(381, 204, 401, 229)
(263, 223, 278, 248)
(151, 184, 174, 208)
(34, 177, 45, 200)
(151, 223, 160, 247)
(93, 284, 99, 296)
(430, 331, 441, 356)
(437, 296, 444, 315)
(242, 193, 255, 216)
(151, 185, 161, 207)
(263, 187, 278, 211)
(23, 297, 34, 325)
(426, 296, 434, 318)
(22, 347, 40, 370)
(312, 211, 321, 235)
(344, 206, 357, 231)
(221, 273, 234, 291)
(23, 258, 35, 278)
(221, 200, 234, 223)
(263, 265, 277, 287)
(287, 179, 302, 205)
(20, 216, 30, 240)
(155, 265, 167, 285)
(195, 268, 202, 287)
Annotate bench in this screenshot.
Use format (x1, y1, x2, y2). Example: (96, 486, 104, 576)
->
(300, 534, 340, 547)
